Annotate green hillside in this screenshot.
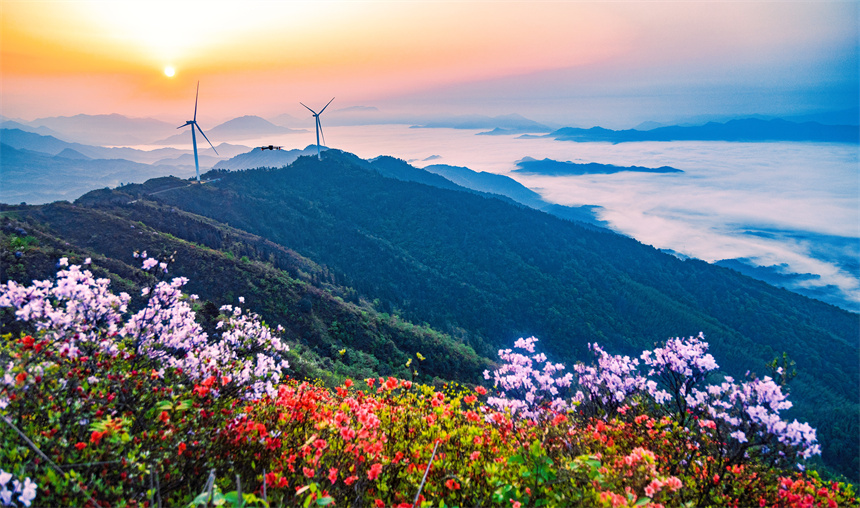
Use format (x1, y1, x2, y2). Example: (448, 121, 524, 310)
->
(0, 201, 490, 388)
(2, 149, 857, 480)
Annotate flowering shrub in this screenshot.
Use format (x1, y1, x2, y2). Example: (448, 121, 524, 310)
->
(0, 255, 289, 505)
(0, 470, 36, 507)
(482, 336, 574, 419)
(0, 257, 854, 507)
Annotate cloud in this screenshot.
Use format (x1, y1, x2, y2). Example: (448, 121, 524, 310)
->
(318, 125, 859, 309)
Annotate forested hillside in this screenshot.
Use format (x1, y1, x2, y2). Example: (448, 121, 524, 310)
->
(2, 149, 857, 480)
(0, 202, 489, 387)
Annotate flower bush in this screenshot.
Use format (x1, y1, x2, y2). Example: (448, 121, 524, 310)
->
(0, 257, 855, 507)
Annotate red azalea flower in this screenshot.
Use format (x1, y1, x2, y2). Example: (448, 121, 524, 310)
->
(344, 475, 358, 486)
(445, 479, 460, 490)
(368, 463, 382, 480)
(90, 430, 104, 444)
(374, 499, 384, 508)
(328, 467, 338, 484)
(464, 395, 477, 404)
(159, 410, 170, 424)
(303, 467, 315, 478)
(475, 386, 487, 395)
(178, 442, 186, 456)
(75, 442, 87, 451)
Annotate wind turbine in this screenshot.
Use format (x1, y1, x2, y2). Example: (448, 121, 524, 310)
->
(300, 97, 334, 160)
(178, 81, 218, 182)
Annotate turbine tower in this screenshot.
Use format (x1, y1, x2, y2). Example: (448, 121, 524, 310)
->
(300, 97, 334, 160)
(178, 82, 218, 182)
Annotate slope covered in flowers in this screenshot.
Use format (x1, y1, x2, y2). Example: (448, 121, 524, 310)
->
(0, 258, 855, 507)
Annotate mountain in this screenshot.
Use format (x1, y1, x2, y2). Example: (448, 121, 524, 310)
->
(0, 129, 256, 204)
(29, 113, 176, 146)
(5, 148, 857, 479)
(54, 148, 91, 160)
(154, 153, 223, 168)
(421, 163, 609, 228)
(548, 118, 860, 143)
(411, 113, 552, 132)
(152, 115, 306, 144)
(715, 258, 859, 311)
(1, 128, 191, 163)
(57, 149, 860, 480)
(269, 112, 305, 128)
(0, 143, 181, 204)
(0, 201, 489, 386)
(512, 157, 683, 175)
(0, 120, 67, 139)
(212, 145, 322, 171)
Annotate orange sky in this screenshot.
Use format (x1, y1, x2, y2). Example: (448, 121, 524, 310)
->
(1, 1, 857, 126)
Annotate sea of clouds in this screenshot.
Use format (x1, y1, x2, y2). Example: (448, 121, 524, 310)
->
(120, 124, 860, 312)
(312, 125, 858, 312)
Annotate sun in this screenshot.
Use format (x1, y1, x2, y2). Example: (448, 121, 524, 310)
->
(164, 66, 175, 77)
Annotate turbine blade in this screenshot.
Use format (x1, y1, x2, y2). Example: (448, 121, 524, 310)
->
(195, 123, 218, 155)
(194, 81, 200, 121)
(318, 117, 326, 148)
(318, 97, 335, 115)
(300, 102, 317, 115)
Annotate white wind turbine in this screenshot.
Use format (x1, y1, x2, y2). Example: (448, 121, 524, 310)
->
(178, 82, 218, 182)
(300, 97, 334, 160)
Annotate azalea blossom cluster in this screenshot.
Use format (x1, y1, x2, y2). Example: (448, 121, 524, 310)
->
(573, 343, 657, 414)
(483, 336, 574, 419)
(0, 259, 129, 358)
(0, 470, 36, 507)
(488, 334, 820, 465)
(0, 255, 289, 399)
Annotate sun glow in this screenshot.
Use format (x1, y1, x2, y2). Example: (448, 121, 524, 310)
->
(164, 66, 175, 77)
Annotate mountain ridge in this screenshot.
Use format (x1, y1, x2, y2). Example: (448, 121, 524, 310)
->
(548, 118, 860, 143)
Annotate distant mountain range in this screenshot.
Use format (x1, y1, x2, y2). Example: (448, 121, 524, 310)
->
(412, 113, 552, 132)
(153, 115, 306, 144)
(2, 128, 190, 162)
(1, 128, 248, 162)
(212, 145, 323, 170)
(512, 157, 683, 175)
(547, 118, 859, 143)
(0, 128, 252, 204)
(420, 163, 609, 228)
(0, 143, 175, 204)
(2, 114, 176, 146)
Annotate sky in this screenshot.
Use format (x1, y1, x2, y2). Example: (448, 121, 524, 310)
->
(1, 0, 858, 128)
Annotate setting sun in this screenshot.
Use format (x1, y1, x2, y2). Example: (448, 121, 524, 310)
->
(164, 66, 175, 77)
